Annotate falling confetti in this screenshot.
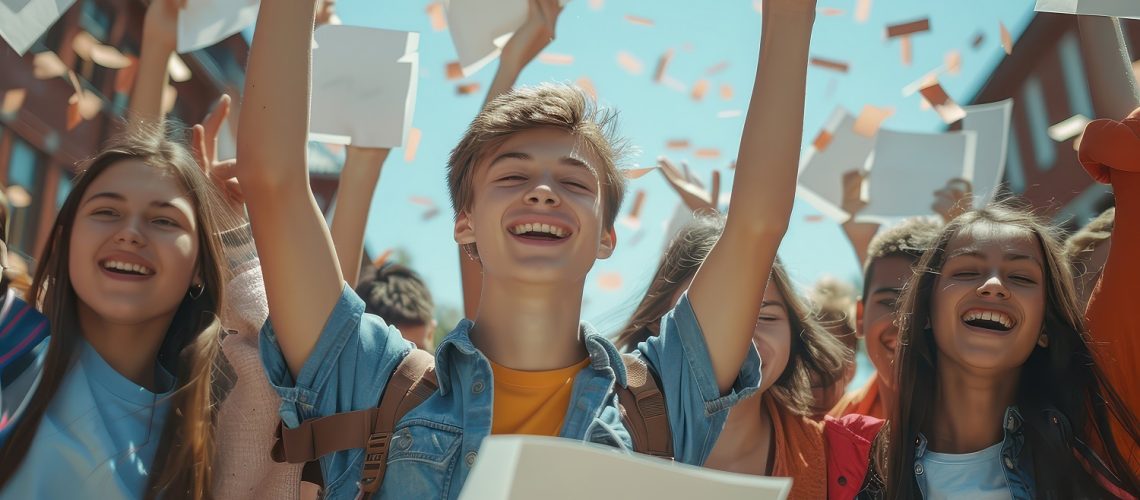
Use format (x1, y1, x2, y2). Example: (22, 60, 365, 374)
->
(404, 127, 422, 162)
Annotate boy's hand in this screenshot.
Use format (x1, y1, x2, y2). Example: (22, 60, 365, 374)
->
(192, 94, 245, 219)
(142, 0, 184, 53)
(499, 0, 562, 73)
(932, 177, 972, 223)
(658, 157, 720, 214)
(840, 169, 867, 219)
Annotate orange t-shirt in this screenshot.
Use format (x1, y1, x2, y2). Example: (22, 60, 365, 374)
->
(828, 372, 886, 420)
(766, 396, 828, 500)
(490, 358, 590, 436)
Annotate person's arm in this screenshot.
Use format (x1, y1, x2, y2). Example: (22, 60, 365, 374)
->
(331, 147, 390, 288)
(128, 0, 181, 126)
(459, 0, 562, 318)
(1078, 16, 1140, 119)
(687, 0, 816, 392)
(839, 169, 878, 266)
(237, 0, 343, 377)
(658, 157, 721, 214)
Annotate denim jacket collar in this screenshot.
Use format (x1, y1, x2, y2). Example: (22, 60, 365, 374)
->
(913, 406, 1033, 499)
(434, 319, 627, 396)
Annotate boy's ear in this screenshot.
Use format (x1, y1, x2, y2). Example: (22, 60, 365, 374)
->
(597, 226, 617, 259)
(854, 298, 866, 339)
(454, 211, 476, 245)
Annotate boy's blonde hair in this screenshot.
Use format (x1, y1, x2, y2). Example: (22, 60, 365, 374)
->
(447, 83, 629, 236)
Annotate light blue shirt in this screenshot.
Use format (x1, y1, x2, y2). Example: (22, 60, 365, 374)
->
(920, 442, 1012, 500)
(1, 340, 173, 499)
(261, 285, 762, 500)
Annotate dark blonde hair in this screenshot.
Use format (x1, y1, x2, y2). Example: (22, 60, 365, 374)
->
(0, 125, 234, 500)
(615, 214, 849, 416)
(882, 203, 1139, 499)
(447, 83, 629, 238)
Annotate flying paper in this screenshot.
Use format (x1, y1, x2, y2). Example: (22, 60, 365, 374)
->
(624, 14, 653, 26)
(1048, 114, 1090, 142)
(575, 77, 597, 99)
(691, 79, 709, 101)
(426, 2, 447, 31)
(0, 0, 78, 55)
(694, 148, 720, 159)
(654, 49, 673, 83)
(945, 50, 962, 75)
(720, 84, 733, 100)
(617, 51, 644, 75)
(919, 81, 966, 124)
(900, 36, 913, 66)
(457, 82, 481, 95)
(961, 100, 1013, 208)
(666, 139, 690, 150)
(459, 436, 792, 500)
(537, 52, 574, 65)
(810, 57, 849, 73)
(404, 127, 423, 162)
(1034, 0, 1140, 19)
(852, 104, 894, 137)
(796, 108, 877, 221)
(885, 18, 930, 38)
(444, 0, 570, 77)
(858, 129, 977, 223)
(622, 167, 657, 179)
(309, 26, 419, 149)
(621, 190, 646, 230)
(446, 61, 463, 80)
(855, 0, 871, 22)
(177, 0, 259, 53)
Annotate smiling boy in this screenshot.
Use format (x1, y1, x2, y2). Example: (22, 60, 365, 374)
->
(236, 0, 819, 498)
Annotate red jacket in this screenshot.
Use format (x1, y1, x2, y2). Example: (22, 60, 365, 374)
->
(823, 413, 884, 500)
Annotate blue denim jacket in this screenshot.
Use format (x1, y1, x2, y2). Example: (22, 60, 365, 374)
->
(913, 407, 1034, 499)
(260, 285, 762, 500)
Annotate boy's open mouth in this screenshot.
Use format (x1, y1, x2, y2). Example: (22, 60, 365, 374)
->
(960, 309, 1014, 333)
(509, 223, 570, 241)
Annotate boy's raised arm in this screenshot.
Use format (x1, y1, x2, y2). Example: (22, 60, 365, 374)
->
(687, 0, 816, 392)
(237, 0, 344, 376)
(331, 146, 390, 289)
(127, 0, 181, 127)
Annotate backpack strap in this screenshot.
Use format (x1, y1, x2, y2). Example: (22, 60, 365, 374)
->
(272, 349, 437, 498)
(616, 353, 673, 459)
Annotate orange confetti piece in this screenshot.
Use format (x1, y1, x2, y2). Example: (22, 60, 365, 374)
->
(810, 57, 849, 73)
(617, 51, 644, 75)
(33, 52, 68, 80)
(804, 214, 825, 223)
(576, 77, 598, 99)
(919, 81, 966, 124)
(457, 82, 482, 95)
(426, 2, 447, 32)
(1000, 21, 1013, 55)
(114, 55, 139, 94)
(597, 272, 623, 291)
(372, 248, 394, 269)
(885, 18, 930, 39)
(588, 0, 604, 10)
(852, 105, 895, 137)
(409, 195, 435, 207)
(404, 127, 422, 162)
(694, 148, 720, 159)
(537, 52, 574, 65)
(666, 139, 690, 150)
(818, 7, 845, 16)
(654, 49, 674, 83)
(445, 61, 463, 80)
(719, 84, 733, 101)
(900, 36, 913, 66)
(706, 60, 729, 76)
(855, 0, 872, 22)
(622, 167, 657, 179)
(628, 190, 647, 219)
(945, 50, 962, 75)
(625, 14, 654, 26)
(691, 79, 709, 101)
(2, 89, 27, 115)
(812, 129, 833, 151)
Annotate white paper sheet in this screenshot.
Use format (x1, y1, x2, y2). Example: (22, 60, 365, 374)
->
(444, 0, 569, 77)
(0, 0, 77, 56)
(796, 108, 877, 222)
(1035, 0, 1140, 19)
(309, 25, 419, 149)
(459, 436, 792, 500)
(177, 0, 259, 54)
(961, 100, 1013, 209)
(856, 129, 977, 224)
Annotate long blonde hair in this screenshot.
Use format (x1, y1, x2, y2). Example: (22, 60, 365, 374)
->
(0, 125, 234, 499)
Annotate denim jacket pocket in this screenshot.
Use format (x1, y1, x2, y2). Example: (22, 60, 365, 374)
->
(378, 419, 464, 498)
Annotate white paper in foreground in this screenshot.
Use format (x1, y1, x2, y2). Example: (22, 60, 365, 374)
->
(309, 25, 419, 149)
(0, 0, 77, 55)
(1035, 0, 1140, 19)
(177, 0, 259, 54)
(961, 100, 1013, 209)
(796, 108, 877, 222)
(444, 0, 569, 77)
(857, 129, 977, 224)
(459, 436, 792, 500)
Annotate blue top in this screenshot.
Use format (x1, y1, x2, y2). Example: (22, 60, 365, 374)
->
(261, 285, 762, 500)
(920, 442, 1012, 500)
(1, 340, 174, 499)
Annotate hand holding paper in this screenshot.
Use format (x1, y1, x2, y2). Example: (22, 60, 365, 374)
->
(932, 178, 973, 223)
(177, 0, 260, 53)
(144, 0, 184, 53)
(499, 0, 563, 73)
(445, 0, 569, 77)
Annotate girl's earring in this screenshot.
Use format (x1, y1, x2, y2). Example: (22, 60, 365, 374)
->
(1037, 333, 1049, 348)
(189, 281, 205, 300)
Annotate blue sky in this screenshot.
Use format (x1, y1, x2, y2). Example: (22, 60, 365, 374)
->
(330, 0, 1037, 331)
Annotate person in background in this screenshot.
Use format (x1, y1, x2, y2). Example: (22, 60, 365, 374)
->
(1063, 206, 1113, 308)
(355, 264, 437, 350)
(808, 277, 858, 420)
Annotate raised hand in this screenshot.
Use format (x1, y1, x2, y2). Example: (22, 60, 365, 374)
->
(192, 95, 244, 220)
(840, 169, 868, 219)
(931, 177, 972, 223)
(142, 0, 184, 53)
(499, 0, 563, 73)
(658, 157, 721, 214)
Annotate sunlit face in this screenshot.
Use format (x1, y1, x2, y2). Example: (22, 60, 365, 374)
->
(857, 255, 913, 389)
(930, 222, 1046, 375)
(754, 281, 792, 394)
(455, 128, 615, 284)
(69, 160, 200, 327)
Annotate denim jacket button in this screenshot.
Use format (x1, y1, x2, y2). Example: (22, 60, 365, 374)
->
(472, 381, 485, 394)
(914, 463, 924, 475)
(1003, 456, 1015, 470)
(465, 451, 478, 466)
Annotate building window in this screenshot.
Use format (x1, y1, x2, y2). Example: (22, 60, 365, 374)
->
(1058, 32, 1095, 118)
(1006, 125, 1027, 194)
(6, 137, 47, 255)
(80, 0, 113, 41)
(1022, 76, 1056, 171)
(57, 172, 74, 208)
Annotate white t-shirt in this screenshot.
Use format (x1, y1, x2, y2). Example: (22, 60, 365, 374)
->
(920, 442, 1013, 500)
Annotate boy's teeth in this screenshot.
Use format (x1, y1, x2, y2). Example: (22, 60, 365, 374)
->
(511, 223, 565, 237)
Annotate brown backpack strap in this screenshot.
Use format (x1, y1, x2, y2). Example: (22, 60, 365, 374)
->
(271, 349, 437, 498)
(616, 353, 673, 459)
